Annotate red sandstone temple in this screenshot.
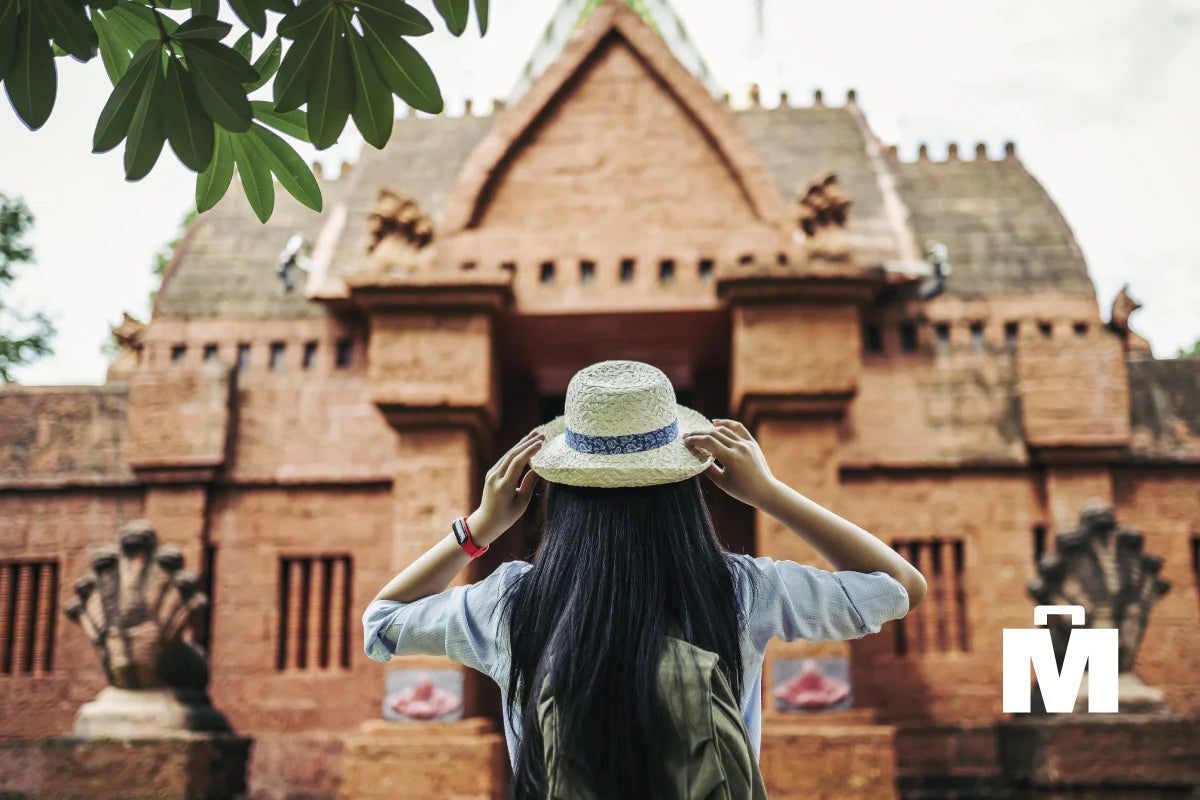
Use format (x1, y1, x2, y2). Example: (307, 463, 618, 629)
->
(2, 2, 1198, 798)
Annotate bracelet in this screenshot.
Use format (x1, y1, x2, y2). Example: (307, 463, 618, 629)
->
(452, 515, 489, 559)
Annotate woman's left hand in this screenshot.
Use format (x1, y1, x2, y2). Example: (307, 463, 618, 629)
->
(466, 429, 545, 546)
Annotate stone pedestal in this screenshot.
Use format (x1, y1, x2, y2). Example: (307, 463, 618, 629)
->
(339, 718, 509, 800)
(74, 687, 232, 738)
(0, 734, 251, 800)
(997, 714, 1200, 794)
(759, 717, 898, 800)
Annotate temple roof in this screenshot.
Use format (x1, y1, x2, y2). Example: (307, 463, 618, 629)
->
(157, 100, 1096, 319)
(155, 0, 1097, 320)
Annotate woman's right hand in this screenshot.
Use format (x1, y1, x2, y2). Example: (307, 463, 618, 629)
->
(683, 419, 781, 510)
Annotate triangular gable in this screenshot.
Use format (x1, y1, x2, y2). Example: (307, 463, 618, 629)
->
(438, 0, 788, 244)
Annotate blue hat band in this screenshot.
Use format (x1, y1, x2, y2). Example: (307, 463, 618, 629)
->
(564, 418, 679, 455)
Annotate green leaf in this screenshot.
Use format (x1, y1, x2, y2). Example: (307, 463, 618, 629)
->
(0, 0, 22, 83)
(355, 1, 433, 37)
(277, 0, 330, 40)
(173, 14, 232, 40)
(161, 57, 215, 171)
(180, 38, 258, 82)
(92, 11, 130, 81)
(123, 53, 166, 180)
(93, 40, 158, 152)
(244, 34, 279, 91)
(230, 130, 274, 222)
(272, 12, 331, 112)
(346, 30, 391, 149)
(432, 0, 467, 36)
(362, 18, 441, 114)
(247, 123, 321, 211)
(114, 1, 177, 36)
(305, 11, 352, 149)
(5, 7, 58, 130)
(228, 0, 267, 35)
(194, 0, 219, 18)
(474, 0, 487, 36)
(263, 0, 294, 11)
(35, 0, 98, 61)
(179, 41, 253, 131)
(232, 30, 252, 61)
(196, 127, 234, 212)
(251, 99, 307, 139)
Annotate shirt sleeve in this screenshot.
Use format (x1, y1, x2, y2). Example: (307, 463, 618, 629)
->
(730, 554, 910, 652)
(361, 559, 532, 680)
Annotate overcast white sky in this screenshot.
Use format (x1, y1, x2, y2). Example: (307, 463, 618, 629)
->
(3, 0, 1198, 384)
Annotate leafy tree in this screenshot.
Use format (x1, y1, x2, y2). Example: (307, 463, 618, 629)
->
(0, 193, 55, 383)
(0, 0, 487, 223)
(1177, 338, 1200, 359)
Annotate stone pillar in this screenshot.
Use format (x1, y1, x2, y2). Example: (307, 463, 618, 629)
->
(344, 271, 513, 797)
(721, 270, 897, 800)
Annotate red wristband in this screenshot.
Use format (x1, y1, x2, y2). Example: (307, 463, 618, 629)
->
(452, 515, 489, 558)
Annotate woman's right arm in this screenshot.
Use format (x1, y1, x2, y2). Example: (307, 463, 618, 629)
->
(684, 419, 927, 610)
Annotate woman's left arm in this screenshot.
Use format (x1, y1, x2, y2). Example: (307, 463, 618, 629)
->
(370, 429, 545, 603)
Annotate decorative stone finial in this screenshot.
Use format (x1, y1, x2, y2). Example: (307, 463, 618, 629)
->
(975, 142, 988, 159)
(464, 98, 474, 116)
(749, 83, 760, 107)
(779, 90, 789, 107)
(813, 88, 824, 107)
(1004, 141, 1017, 158)
(917, 143, 929, 160)
(795, 172, 852, 262)
(105, 312, 146, 382)
(846, 88, 857, 104)
(1108, 284, 1152, 353)
(947, 142, 960, 160)
(1028, 501, 1172, 713)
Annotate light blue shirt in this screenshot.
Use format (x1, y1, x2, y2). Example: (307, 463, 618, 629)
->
(362, 553, 910, 769)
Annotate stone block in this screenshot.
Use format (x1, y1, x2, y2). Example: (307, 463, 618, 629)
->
(338, 719, 507, 800)
(759, 719, 898, 799)
(1016, 331, 1131, 450)
(731, 302, 861, 419)
(126, 367, 232, 475)
(30, 733, 251, 800)
(997, 715, 1200, 788)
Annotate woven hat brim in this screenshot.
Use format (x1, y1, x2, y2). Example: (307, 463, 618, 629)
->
(528, 404, 714, 488)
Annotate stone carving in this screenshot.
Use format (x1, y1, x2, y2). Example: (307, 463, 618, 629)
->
(64, 520, 230, 735)
(795, 172, 852, 262)
(1028, 500, 1172, 713)
(364, 189, 437, 274)
(105, 312, 146, 382)
(1109, 284, 1152, 353)
(367, 189, 434, 254)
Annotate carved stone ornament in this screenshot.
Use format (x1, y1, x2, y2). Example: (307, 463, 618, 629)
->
(795, 172, 852, 262)
(105, 312, 146, 382)
(1109, 284, 1152, 353)
(64, 520, 231, 735)
(364, 189, 434, 268)
(1028, 500, 1172, 713)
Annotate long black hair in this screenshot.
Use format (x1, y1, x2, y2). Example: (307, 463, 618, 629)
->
(498, 475, 758, 800)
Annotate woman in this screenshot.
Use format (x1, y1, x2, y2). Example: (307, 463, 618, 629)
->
(363, 360, 926, 799)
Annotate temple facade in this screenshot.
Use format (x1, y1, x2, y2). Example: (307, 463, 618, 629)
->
(2, 2, 1198, 798)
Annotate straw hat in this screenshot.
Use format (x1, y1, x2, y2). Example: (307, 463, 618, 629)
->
(529, 360, 715, 488)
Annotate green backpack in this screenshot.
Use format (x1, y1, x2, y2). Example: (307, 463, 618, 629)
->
(535, 635, 769, 800)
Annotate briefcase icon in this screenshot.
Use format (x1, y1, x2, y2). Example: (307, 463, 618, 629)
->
(1002, 604, 1118, 713)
